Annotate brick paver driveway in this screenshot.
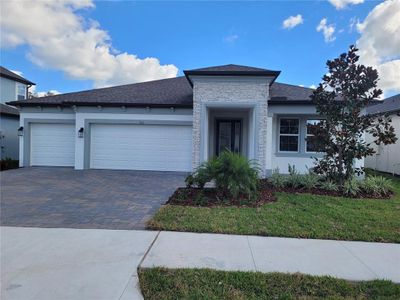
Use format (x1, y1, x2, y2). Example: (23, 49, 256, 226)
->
(0, 167, 186, 230)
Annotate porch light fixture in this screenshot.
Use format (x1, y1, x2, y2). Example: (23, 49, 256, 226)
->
(78, 127, 84, 138)
(18, 126, 24, 136)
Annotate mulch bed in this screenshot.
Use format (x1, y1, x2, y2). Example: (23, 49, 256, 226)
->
(167, 187, 276, 208)
(167, 179, 392, 208)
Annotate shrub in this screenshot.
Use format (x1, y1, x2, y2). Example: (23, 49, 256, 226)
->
(361, 176, 393, 197)
(213, 151, 260, 199)
(269, 168, 287, 189)
(0, 158, 19, 171)
(187, 160, 215, 189)
(189, 151, 260, 199)
(319, 180, 339, 192)
(286, 164, 303, 189)
(300, 173, 321, 190)
(343, 178, 361, 197)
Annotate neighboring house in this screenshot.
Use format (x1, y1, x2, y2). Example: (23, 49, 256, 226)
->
(0, 66, 35, 160)
(365, 94, 400, 175)
(7, 64, 363, 175)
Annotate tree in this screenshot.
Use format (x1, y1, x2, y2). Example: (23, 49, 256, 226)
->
(310, 45, 397, 185)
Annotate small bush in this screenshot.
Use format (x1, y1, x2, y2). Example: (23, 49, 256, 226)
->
(190, 151, 260, 200)
(319, 180, 339, 192)
(343, 178, 361, 196)
(286, 165, 303, 189)
(188, 161, 215, 189)
(269, 168, 287, 189)
(213, 151, 260, 199)
(361, 176, 393, 197)
(300, 173, 321, 190)
(0, 158, 19, 171)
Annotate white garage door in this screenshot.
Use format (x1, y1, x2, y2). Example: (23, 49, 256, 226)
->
(30, 123, 75, 167)
(90, 124, 192, 171)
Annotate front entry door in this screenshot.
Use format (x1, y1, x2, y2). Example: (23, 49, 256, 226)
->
(216, 119, 242, 155)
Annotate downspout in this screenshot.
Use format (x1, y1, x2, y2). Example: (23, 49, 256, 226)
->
(26, 84, 32, 99)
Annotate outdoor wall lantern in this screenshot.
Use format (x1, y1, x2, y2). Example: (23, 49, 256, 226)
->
(18, 126, 24, 137)
(78, 127, 84, 138)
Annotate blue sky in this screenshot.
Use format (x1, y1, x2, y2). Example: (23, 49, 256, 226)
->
(2, 0, 397, 96)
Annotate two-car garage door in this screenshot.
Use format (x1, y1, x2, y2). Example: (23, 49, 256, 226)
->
(90, 124, 192, 172)
(29, 122, 192, 171)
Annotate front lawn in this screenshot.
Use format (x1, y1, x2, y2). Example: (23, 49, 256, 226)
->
(139, 268, 400, 300)
(147, 171, 400, 243)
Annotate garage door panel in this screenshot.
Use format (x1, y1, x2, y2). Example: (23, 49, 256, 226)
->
(30, 123, 75, 167)
(90, 124, 192, 171)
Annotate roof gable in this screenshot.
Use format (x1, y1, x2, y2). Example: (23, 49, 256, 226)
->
(0, 66, 35, 85)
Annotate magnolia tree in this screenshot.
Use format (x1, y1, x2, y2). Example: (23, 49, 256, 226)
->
(310, 45, 397, 185)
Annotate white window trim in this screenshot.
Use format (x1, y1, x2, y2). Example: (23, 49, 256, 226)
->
(278, 117, 300, 153)
(305, 119, 322, 153)
(15, 83, 26, 100)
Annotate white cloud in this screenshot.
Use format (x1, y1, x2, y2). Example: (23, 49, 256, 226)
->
(329, 0, 364, 10)
(0, 0, 178, 88)
(316, 18, 336, 42)
(348, 17, 362, 33)
(10, 69, 23, 77)
(282, 14, 304, 29)
(356, 0, 400, 94)
(29, 85, 61, 98)
(223, 34, 239, 43)
(309, 84, 317, 89)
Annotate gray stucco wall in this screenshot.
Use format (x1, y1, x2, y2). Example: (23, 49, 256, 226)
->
(0, 115, 19, 160)
(0, 77, 17, 104)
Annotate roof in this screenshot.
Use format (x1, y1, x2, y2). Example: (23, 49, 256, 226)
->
(0, 66, 35, 85)
(7, 65, 315, 108)
(0, 103, 19, 117)
(184, 64, 281, 85)
(8, 76, 193, 107)
(367, 94, 400, 115)
(270, 82, 314, 102)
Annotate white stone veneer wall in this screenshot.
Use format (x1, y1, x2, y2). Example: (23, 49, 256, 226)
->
(191, 76, 271, 174)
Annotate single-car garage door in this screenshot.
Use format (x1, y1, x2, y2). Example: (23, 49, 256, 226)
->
(30, 123, 75, 167)
(90, 124, 192, 171)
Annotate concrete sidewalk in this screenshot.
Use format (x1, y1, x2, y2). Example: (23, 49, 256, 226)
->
(1, 227, 157, 300)
(2, 227, 399, 300)
(141, 231, 400, 283)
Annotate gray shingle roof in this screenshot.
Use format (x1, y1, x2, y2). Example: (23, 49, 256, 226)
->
(0, 66, 35, 85)
(184, 64, 281, 85)
(270, 82, 314, 101)
(0, 103, 19, 117)
(367, 94, 400, 115)
(7, 66, 315, 108)
(9, 76, 193, 107)
(186, 64, 278, 73)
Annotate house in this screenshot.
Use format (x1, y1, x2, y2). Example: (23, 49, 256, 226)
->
(7, 64, 362, 175)
(365, 94, 400, 175)
(0, 66, 35, 160)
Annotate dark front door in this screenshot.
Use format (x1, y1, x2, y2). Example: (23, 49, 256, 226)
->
(216, 119, 242, 155)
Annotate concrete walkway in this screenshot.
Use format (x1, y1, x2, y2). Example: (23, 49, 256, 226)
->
(141, 231, 400, 283)
(2, 227, 399, 300)
(1, 227, 157, 300)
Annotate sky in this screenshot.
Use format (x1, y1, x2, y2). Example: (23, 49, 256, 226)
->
(1, 0, 399, 97)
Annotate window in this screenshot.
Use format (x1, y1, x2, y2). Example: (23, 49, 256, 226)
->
(17, 84, 26, 100)
(279, 118, 299, 152)
(306, 119, 322, 152)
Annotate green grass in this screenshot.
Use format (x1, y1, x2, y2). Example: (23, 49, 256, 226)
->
(139, 268, 400, 300)
(147, 171, 400, 243)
